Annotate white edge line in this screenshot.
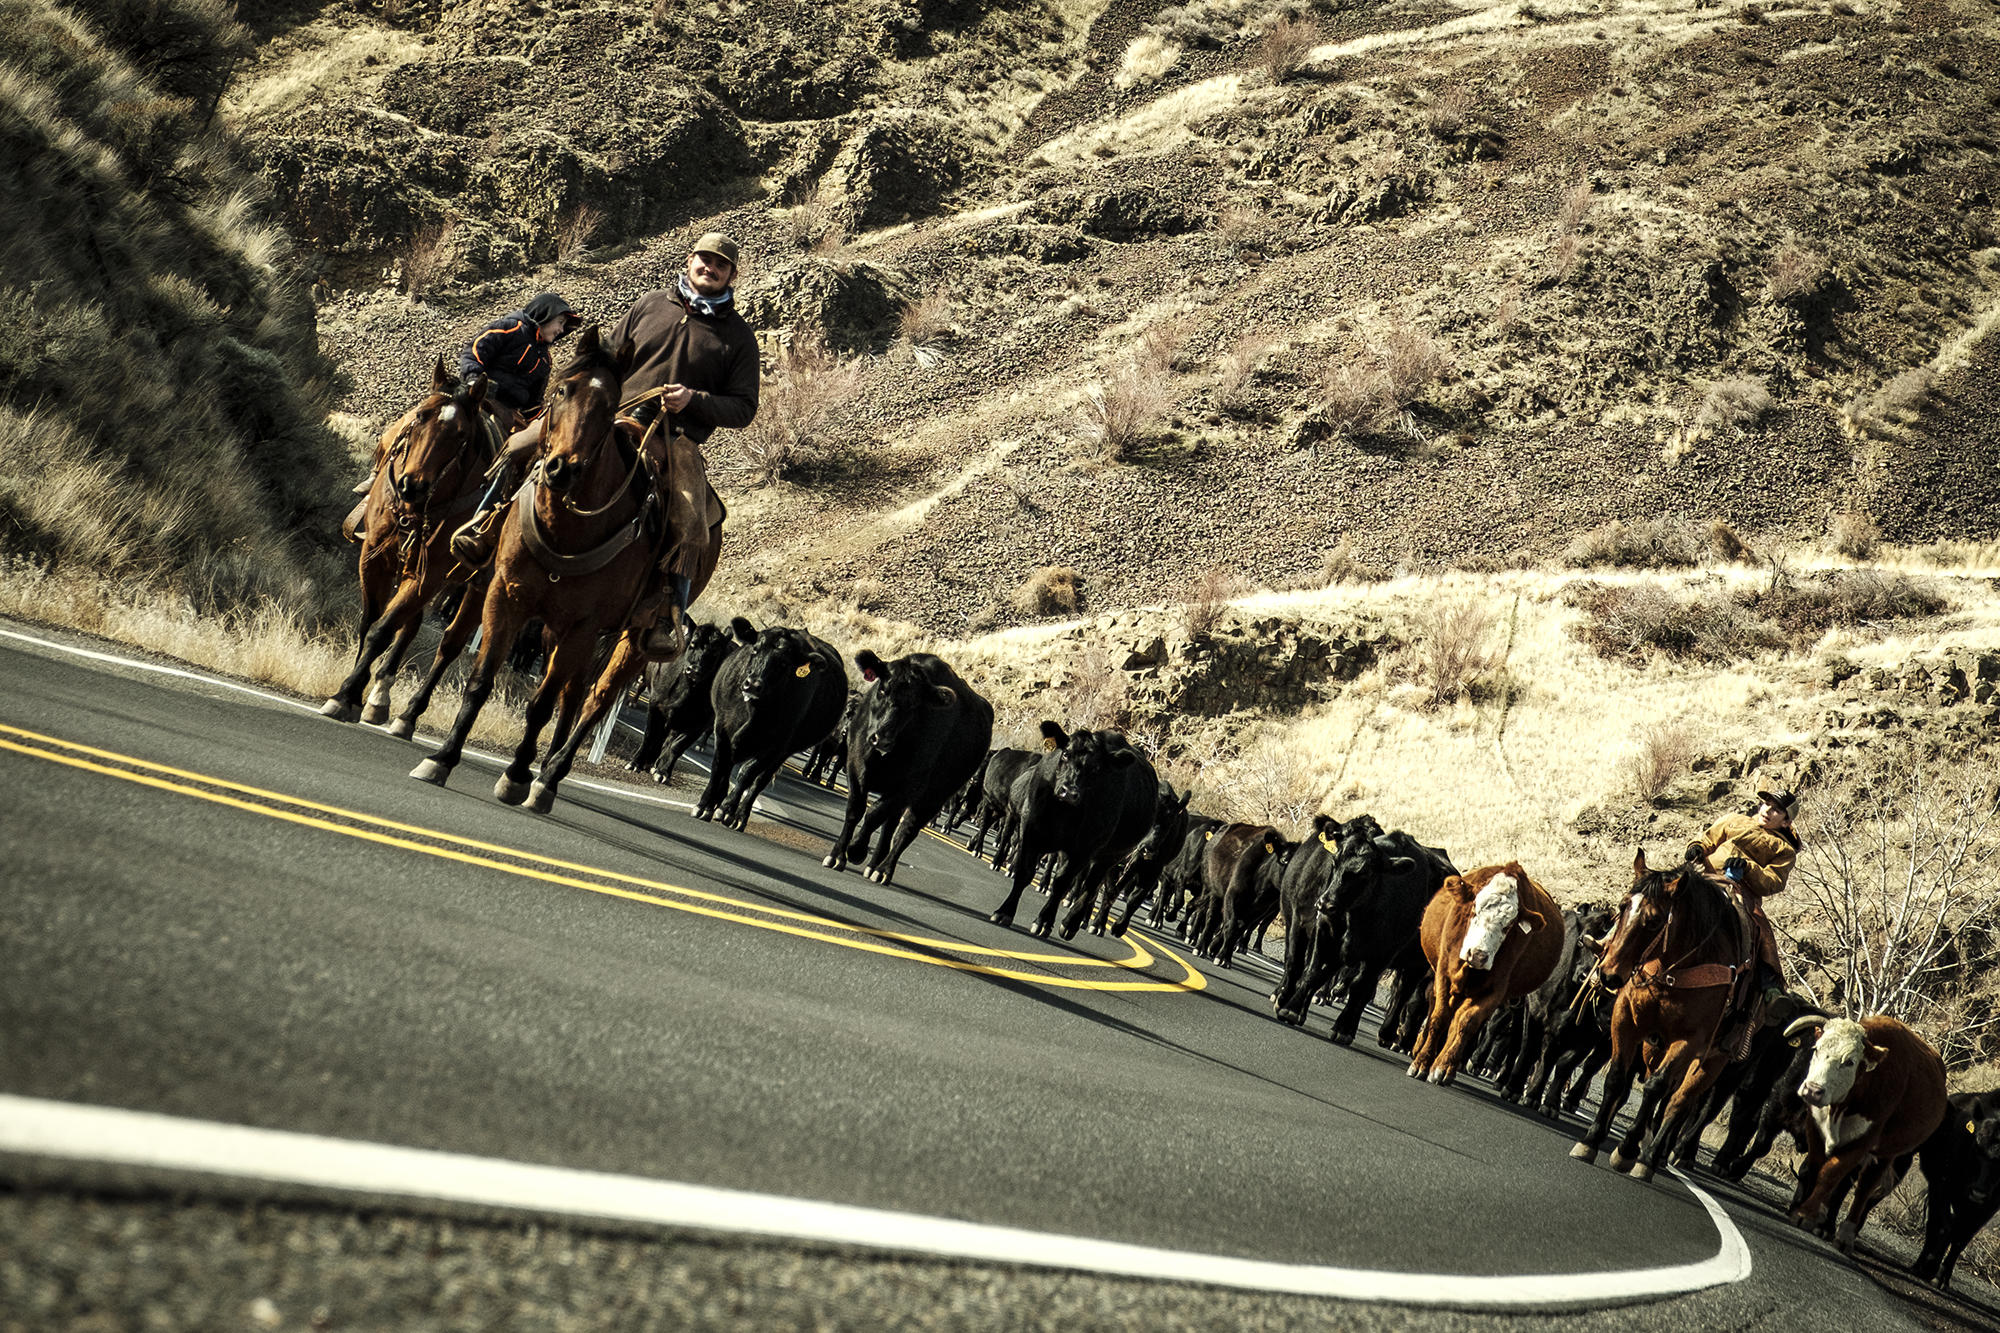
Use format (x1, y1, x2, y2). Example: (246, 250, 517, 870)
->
(0, 1096, 1749, 1311)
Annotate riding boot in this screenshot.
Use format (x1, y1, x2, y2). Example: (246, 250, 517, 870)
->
(637, 574, 693, 659)
(341, 496, 369, 544)
(448, 462, 522, 567)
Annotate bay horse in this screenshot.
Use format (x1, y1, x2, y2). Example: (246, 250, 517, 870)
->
(408, 326, 712, 813)
(321, 358, 493, 735)
(1569, 848, 1755, 1181)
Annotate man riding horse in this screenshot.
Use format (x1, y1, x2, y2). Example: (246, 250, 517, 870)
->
(1687, 786, 1801, 1020)
(452, 234, 756, 657)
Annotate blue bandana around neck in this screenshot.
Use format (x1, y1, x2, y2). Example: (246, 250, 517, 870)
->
(678, 273, 734, 317)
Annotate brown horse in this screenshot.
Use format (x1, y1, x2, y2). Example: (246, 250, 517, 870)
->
(321, 359, 493, 733)
(408, 326, 712, 813)
(1569, 849, 1754, 1181)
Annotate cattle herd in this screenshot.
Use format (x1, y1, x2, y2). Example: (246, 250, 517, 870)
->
(401, 611, 2000, 1291)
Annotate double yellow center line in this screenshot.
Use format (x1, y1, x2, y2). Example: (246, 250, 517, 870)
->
(0, 723, 1204, 992)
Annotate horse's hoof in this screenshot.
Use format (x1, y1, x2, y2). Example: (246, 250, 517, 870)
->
(822, 854, 842, 870)
(1029, 920, 1051, 940)
(361, 702, 390, 725)
(1406, 1062, 1423, 1078)
(693, 806, 715, 821)
(1059, 921, 1079, 941)
(1569, 1144, 1597, 1163)
(1631, 1164, 1655, 1183)
(1428, 1068, 1450, 1086)
(385, 717, 415, 741)
(526, 782, 555, 814)
(1610, 1151, 1636, 1174)
(320, 699, 361, 723)
(494, 776, 530, 805)
(409, 759, 449, 785)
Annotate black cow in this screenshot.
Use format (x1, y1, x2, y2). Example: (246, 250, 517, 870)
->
(988, 722, 1157, 938)
(1914, 1090, 2000, 1290)
(823, 650, 993, 884)
(1099, 783, 1194, 936)
(694, 625, 845, 829)
(1185, 824, 1290, 967)
(627, 618, 745, 785)
(801, 689, 861, 787)
(1153, 816, 1223, 929)
(938, 768, 983, 833)
(1494, 903, 1617, 1102)
(1524, 940, 1619, 1118)
(1272, 814, 1383, 1026)
(967, 748, 1037, 866)
(1314, 829, 1455, 1048)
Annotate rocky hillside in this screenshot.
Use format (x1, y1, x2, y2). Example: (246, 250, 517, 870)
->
(231, 0, 2000, 636)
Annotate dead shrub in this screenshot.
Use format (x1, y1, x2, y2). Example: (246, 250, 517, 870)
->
(1568, 582, 1785, 664)
(1183, 566, 1240, 636)
(1320, 537, 1390, 586)
(1709, 519, 1756, 564)
(1876, 368, 1934, 417)
(1562, 518, 1701, 569)
(1217, 206, 1271, 260)
(1217, 330, 1275, 396)
(1381, 323, 1447, 403)
(1627, 720, 1700, 803)
(1013, 566, 1083, 618)
(782, 186, 843, 253)
(1083, 363, 1172, 461)
(727, 327, 866, 484)
(1696, 378, 1775, 434)
(1115, 33, 1182, 88)
(1828, 510, 1880, 560)
(1258, 15, 1321, 83)
(400, 221, 452, 299)
(1139, 313, 1193, 373)
(554, 204, 604, 263)
(1767, 241, 1828, 303)
(1318, 320, 1446, 440)
(899, 288, 954, 345)
(1556, 177, 1595, 233)
(1416, 596, 1501, 710)
(1747, 570, 1949, 647)
(1062, 652, 1131, 731)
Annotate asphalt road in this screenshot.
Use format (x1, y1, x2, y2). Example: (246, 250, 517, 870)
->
(0, 623, 1993, 1331)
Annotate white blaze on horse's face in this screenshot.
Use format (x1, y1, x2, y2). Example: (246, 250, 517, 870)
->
(1798, 1019, 1876, 1109)
(589, 377, 606, 392)
(438, 405, 456, 423)
(1458, 873, 1520, 970)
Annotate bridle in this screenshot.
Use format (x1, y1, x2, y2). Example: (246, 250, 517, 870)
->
(536, 375, 655, 520)
(1599, 870, 1727, 996)
(367, 391, 490, 574)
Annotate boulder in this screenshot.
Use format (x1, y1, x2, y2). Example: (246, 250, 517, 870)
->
(824, 111, 980, 232)
(739, 258, 910, 353)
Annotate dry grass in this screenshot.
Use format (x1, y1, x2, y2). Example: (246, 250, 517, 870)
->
(1425, 84, 1478, 140)
(1710, 520, 1757, 564)
(1013, 566, 1083, 617)
(1766, 240, 1828, 303)
(1258, 15, 1321, 83)
(1696, 378, 1775, 435)
(1828, 510, 1880, 560)
(898, 289, 954, 345)
(1319, 320, 1447, 441)
(782, 187, 845, 254)
(1626, 719, 1699, 803)
(724, 328, 866, 484)
(1082, 362, 1172, 461)
(1319, 538, 1391, 586)
(1571, 570, 1949, 663)
(1115, 33, 1182, 89)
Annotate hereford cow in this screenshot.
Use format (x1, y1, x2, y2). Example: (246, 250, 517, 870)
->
(1407, 863, 1562, 1086)
(1913, 1089, 2000, 1290)
(1670, 990, 1823, 1175)
(626, 618, 745, 784)
(694, 625, 846, 829)
(823, 650, 993, 884)
(987, 723, 1156, 938)
(1784, 1013, 1949, 1253)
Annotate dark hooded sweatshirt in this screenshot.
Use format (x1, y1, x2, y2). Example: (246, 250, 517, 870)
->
(459, 292, 574, 413)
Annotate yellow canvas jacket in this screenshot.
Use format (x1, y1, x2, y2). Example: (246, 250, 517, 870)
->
(1693, 812, 1797, 898)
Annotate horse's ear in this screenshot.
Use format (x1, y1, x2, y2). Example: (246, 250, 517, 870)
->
(431, 355, 452, 393)
(572, 324, 603, 363)
(614, 336, 639, 380)
(1633, 847, 1648, 876)
(463, 373, 488, 408)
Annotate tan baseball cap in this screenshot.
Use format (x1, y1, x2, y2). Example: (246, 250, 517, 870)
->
(691, 232, 740, 267)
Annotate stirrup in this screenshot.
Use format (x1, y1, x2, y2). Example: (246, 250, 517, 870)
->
(449, 512, 498, 568)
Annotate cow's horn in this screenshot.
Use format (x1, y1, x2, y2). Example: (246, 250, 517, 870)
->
(1783, 1015, 1824, 1041)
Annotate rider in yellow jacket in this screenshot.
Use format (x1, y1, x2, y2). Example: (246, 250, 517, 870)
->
(1686, 788, 1800, 1002)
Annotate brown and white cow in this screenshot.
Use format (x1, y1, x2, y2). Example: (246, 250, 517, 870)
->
(1408, 862, 1563, 1086)
(1783, 1013, 1949, 1254)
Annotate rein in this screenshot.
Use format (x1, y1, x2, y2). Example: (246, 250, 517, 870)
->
(365, 402, 491, 579)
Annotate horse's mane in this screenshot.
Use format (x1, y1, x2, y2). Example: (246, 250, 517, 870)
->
(1659, 861, 1748, 958)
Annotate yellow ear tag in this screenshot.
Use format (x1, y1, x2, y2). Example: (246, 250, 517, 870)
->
(1205, 830, 1215, 841)
(795, 664, 811, 677)
(1042, 738, 1058, 751)
(1319, 832, 1338, 853)
(1264, 843, 1274, 855)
